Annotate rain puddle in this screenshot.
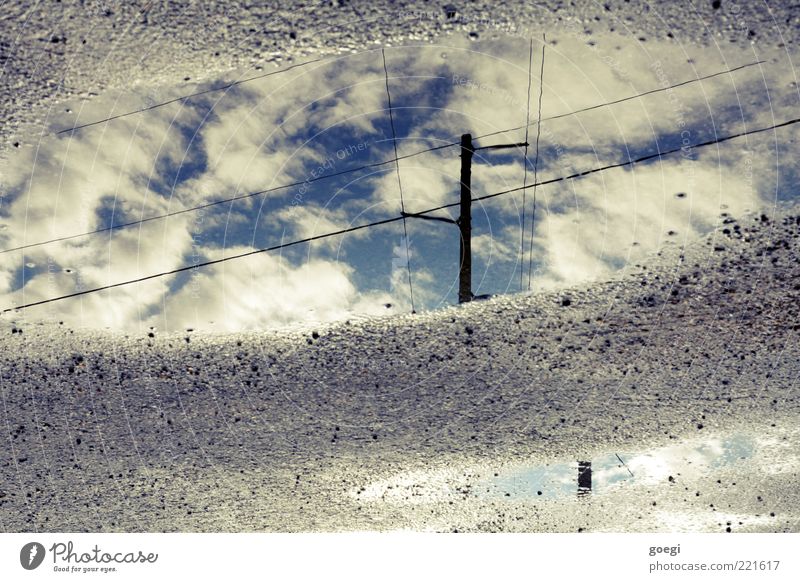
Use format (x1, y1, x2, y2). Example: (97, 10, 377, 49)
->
(354, 432, 760, 505)
(479, 433, 756, 500)
(5, 28, 794, 328)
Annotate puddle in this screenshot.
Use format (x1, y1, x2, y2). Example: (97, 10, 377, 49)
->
(2, 29, 795, 329)
(346, 427, 800, 531)
(354, 433, 759, 505)
(479, 433, 756, 500)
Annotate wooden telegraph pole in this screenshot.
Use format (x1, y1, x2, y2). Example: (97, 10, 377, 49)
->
(401, 132, 527, 304)
(459, 134, 474, 303)
(578, 460, 592, 495)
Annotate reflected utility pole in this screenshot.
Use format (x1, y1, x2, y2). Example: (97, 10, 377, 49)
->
(578, 460, 592, 495)
(402, 133, 528, 303)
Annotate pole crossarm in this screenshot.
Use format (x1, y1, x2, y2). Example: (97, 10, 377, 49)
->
(400, 211, 458, 225)
(474, 142, 530, 151)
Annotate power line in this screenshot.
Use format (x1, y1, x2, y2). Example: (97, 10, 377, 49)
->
(519, 38, 535, 292)
(55, 57, 328, 135)
(55, 51, 762, 140)
(426, 115, 800, 214)
(526, 34, 546, 292)
(1, 59, 765, 256)
(475, 59, 765, 141)
(4, 114, 798, 314)
(0, 139, 456, 255)
(382, 48, 416, 313)
(1, 216, 405, 314)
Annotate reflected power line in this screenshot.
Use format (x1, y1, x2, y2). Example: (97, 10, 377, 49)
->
(4, 114, 798, 314)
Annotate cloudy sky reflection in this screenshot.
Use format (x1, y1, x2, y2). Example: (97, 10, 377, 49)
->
(1, 30, 798, 330)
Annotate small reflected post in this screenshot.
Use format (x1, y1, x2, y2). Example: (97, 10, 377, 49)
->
(578, 461, 592, 495)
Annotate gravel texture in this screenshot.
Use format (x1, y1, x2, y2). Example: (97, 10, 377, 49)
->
(2, 0, 799, 156)
(2, 0, 799, 533)
(1, 205, 798, 531)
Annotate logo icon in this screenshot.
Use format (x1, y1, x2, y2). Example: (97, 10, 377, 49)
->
(20, 542, 45, 570)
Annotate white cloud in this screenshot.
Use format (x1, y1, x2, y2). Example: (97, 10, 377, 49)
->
(1, 29, 796, 330)
(155, 246, 394, 331)
(267, 203, 371, 252)
(367, 157, 457, 216)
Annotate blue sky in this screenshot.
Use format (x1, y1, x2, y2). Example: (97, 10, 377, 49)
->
(0, 31, 798, 330)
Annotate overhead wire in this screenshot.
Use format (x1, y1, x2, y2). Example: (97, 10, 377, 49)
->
(382, 48, 416, 313)
(54, 57, 328, 135)
(4, 114, 798, 314)
(520, 33, 547, 291)
(476, 59, 765, 141)
(525, 33, 546, 291)
(519, 38, 535, 292)
(2, 60, 764, 256)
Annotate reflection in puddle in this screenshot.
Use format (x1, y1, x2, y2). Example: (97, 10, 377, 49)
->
(3, 28, 795, 330)
(577, 460, 592, 496)
(480, 433, 756, 500)
(349, 427, 800, 532)
(355, 433, 758, 504)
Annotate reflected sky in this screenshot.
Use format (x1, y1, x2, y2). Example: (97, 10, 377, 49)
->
(348, 431, 797, 531)
(481, 433, 757, 500)
(1, 29, 798, 330)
